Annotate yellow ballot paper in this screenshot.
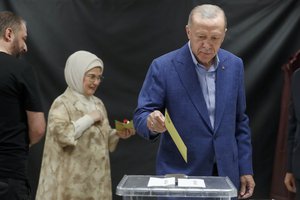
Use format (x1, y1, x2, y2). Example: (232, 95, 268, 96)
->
(115, 119, 134, 131)
(165, 109, 187, 163)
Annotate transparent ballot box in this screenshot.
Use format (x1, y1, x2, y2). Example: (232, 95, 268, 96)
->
(116, 175, 237, 199)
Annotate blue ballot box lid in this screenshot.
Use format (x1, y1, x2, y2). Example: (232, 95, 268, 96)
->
(116, 175, 237, 198)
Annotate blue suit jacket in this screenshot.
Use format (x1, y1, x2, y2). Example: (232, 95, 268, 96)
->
(133, 43, 253, 189)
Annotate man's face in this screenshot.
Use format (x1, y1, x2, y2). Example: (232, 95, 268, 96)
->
(10, 22, 27, 58)
(186, 14, 226, 67)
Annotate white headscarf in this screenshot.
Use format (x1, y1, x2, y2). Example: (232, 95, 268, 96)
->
(64, 50, 104, 94)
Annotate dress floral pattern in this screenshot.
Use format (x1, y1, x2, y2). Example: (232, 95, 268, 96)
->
(36, 88, 119, 200)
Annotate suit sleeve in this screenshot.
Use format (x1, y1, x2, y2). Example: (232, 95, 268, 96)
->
(133, 59, 165, 140)
(235, 60, 254, 175)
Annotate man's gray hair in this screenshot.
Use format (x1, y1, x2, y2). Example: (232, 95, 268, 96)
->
(187, 4, 227, 29)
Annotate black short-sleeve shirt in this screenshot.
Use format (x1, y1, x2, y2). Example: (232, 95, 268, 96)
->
(0, 52, 43, 180)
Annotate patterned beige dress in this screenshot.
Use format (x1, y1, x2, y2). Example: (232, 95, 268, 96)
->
(36, 87, 119, 200)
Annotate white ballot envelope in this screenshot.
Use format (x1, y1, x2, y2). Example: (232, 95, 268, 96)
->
(147, 177, 176, 187)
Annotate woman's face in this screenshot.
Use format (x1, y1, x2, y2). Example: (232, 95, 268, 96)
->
(83, 67, 103, 96)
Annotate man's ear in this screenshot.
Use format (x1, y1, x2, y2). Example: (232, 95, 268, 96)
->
(4, 28, 13, 42)
(185, 25, 191, 40)
(221, 28, 227, 43)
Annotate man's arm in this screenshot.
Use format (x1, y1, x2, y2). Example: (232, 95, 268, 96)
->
(26, 111, 46, 146)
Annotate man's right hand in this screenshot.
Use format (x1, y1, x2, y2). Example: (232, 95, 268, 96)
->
(284, 172, 296, 193)
(147, 110, 166, 133)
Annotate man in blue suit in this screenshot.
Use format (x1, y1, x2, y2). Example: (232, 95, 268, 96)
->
(133, 4, 255, 199)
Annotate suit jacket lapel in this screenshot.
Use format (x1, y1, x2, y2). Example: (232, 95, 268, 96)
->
(174, 44, 212, 130)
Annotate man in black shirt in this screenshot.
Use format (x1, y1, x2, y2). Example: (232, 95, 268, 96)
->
(0, 11, 46, 200)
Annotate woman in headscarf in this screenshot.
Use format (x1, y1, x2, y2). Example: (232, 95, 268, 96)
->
(36, 50, 135, 200)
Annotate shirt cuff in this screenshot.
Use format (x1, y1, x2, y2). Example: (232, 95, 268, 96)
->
(72, 114, 94, 139)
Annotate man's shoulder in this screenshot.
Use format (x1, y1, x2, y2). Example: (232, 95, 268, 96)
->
(0, 53, 32, 70)
(218, 48, 241, 61)
(154, 43, 188, 62)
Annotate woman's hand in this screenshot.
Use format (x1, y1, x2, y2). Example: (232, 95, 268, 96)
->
(88, 110, 104, 123)
(117, 128, 135, 139)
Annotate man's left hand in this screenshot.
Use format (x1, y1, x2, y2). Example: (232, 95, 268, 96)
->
(238, 175, 255, 199)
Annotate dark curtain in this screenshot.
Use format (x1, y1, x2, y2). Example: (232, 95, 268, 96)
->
(0, 0, 300, 199)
